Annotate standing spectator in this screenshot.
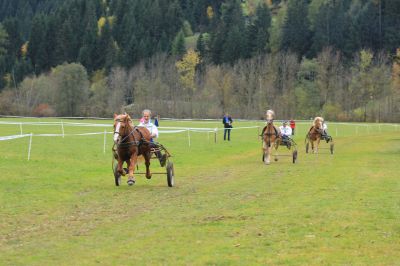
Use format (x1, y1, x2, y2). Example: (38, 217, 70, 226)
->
(289, 119, 296, 135)
(154, 114, 159, 127)
(222, 112, 233, 141)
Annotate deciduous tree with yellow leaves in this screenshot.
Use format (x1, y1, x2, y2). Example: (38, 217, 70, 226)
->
(175, 49, 200, 93)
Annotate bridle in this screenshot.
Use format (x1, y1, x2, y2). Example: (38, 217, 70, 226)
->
(113, 116, 139, 147)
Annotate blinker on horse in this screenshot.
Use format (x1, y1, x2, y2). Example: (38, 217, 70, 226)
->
(113, 113, 152, 185)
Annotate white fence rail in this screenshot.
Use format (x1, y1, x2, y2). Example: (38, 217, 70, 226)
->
(1, 119, 398, 160)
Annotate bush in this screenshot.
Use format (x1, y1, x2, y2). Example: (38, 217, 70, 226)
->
(32, 103, 56, 117)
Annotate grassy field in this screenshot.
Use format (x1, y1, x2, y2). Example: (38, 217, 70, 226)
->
(0, 118, 399, 265)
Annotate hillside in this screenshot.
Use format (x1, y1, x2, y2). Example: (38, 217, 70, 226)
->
(0, 0, 399, 121)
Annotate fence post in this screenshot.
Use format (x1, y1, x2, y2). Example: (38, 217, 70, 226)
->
(103, 129, 107, 154)
(20, 123, 23, 135)
(61, 121, 65, 138)
(28, 133, 33, 161)
(187, 129, 191, 147)
(335, 127, 338, 137)
(214, 128, 217, 144)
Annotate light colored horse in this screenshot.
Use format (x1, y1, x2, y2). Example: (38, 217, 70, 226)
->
(262, 110, 281, 164)
(305, 116, 324, 154)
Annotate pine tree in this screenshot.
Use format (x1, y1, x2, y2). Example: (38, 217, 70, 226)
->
(310, 0, 346, 57)
(210, 0, 246, 64)
(383, 0, 400, 53)
(171, 30, 186, 57)
(280, 0, 311, 57)
(28, 14, 48, 74)
(77, 1, 98, 72)
(247, 2, 272, 56)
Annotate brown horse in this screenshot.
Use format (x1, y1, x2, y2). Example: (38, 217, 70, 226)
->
(113, 113, 152, 185)
(305, 116, 324, 153)
(262, 110, 281, 165)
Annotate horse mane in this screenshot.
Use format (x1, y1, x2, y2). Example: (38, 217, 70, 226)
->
(266, 109, 275, 118)
(313, 117, 324, 128)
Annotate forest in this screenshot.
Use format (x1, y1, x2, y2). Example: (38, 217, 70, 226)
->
(0, 0, 399, 121)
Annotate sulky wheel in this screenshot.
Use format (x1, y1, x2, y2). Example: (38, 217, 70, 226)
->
(113, 164, 122, 186)
(166, 161, 175, 187)
(330, 143, 334, 154)
(292, 150, 298, 164)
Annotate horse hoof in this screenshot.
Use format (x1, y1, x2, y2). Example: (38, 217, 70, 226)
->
(127, 179, 135, 186)
(264, 161, 270, 165)
(146, 174, 152, 180)
(274, 158, 278, 161)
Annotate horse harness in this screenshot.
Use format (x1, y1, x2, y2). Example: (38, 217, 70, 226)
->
(118, 125, 150, 148)
(308, 126, 323, 138)
(262, 123, 279, 148)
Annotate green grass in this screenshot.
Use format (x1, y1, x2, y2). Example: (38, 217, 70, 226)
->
(1, 118, 399, 265)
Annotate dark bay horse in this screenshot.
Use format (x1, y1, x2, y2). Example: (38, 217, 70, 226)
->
(262, 110, 281, 165)
(305, 116, 324, 153)
(113, 113, 152, 185)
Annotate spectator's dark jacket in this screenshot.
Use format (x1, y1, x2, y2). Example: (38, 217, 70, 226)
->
(222, 116, 233, 128)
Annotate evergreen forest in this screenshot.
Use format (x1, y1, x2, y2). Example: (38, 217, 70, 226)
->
(0, 0, 399, 121)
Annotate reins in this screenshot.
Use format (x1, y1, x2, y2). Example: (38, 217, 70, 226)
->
(111, 116, 151, 173)
(262, 122, 279, 148)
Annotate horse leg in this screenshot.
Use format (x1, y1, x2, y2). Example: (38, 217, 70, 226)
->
(274, 140, 279, 161)
(117, 159, 124, 176)
(262, 141, 269, 165)
(316, 139, 320, 154)
(127, 153, 138, 185)
(144, 151, 152, 179)
(265, 147, 271, 165)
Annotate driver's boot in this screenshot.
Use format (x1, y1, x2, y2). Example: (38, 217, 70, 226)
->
(159, 153, 167, 167)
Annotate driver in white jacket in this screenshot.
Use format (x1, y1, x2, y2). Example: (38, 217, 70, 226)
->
(138, 109, 166, 166)
(279, 121, 292, 147)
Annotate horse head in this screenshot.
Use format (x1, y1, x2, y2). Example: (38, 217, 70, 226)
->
(313, 117, 324, 130)
(265, 109, 275, 124)
(113, 113, 133, 144)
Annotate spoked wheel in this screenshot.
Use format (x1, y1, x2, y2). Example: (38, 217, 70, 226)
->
(113, 164, 121, 186)
(292, 150, 298, 163)
(166, 161, 174, 187)
(330, 143, 334, 154)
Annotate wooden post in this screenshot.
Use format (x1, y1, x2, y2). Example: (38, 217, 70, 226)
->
(103, 129, 107, 154)
(61, 121, 65, 138)
(28, 133, 33, 161)
(187, 129, 191, 147)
